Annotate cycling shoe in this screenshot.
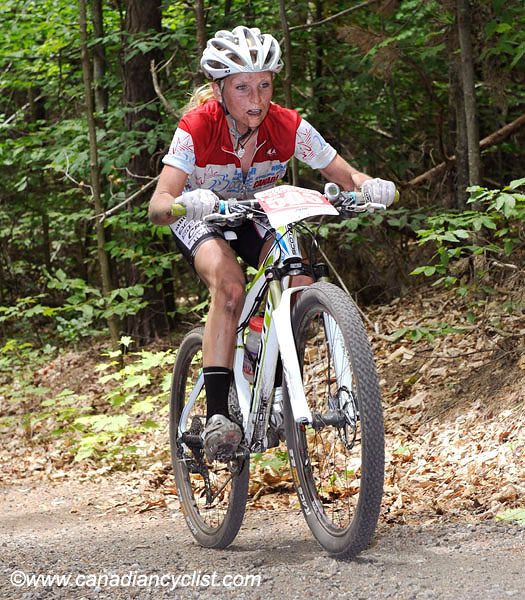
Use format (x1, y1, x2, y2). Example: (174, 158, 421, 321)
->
(203, 414, 243, 461)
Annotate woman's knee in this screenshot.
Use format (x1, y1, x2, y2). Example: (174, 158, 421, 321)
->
(214, 277, 245, 313)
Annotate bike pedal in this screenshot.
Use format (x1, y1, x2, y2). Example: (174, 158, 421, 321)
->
(215, 443, 238, 461)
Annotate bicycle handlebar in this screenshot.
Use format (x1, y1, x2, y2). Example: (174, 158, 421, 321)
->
(171, 185, 399, 219)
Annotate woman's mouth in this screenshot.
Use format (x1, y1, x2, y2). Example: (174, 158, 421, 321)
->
(247, 109, 262, 116)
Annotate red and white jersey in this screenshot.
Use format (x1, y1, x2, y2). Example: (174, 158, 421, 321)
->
(162, 100, 336, 198)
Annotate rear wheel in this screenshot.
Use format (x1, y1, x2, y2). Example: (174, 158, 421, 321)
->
(284, 282, 384, 558)
(170, 327, 249, 548)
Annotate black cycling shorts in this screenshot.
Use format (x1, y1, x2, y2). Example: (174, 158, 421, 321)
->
(170, 217, 273, 269)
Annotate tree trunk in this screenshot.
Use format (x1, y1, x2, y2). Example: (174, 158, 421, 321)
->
(448, 22, 469, 209)
(193, 0, 206, 85)
(122, 0, 161, 177)
(278, 0, 298, 185)
(90, 0, 108, 114)
(78, 0, 120, 348)
(194, 0, 206, 56)
(454, 68, 469, 208)
(122, 0, 167, 343)
(457, 0, 481, 186)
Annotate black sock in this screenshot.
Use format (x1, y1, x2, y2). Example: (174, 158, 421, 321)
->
(274, 355, 283, 387)
(203, 366, 232, 422)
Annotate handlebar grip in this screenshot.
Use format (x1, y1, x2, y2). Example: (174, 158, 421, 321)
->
(358, 190, 400, 204)
(355, 189, 400, 205)
(171, 203, 186, 217)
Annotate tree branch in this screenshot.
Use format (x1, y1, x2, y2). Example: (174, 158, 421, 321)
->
(408, 112, 525, 186)
(288, 0, 381, 32)
(90, 176, 159, 222)
(1, 95, 45, 128)
(150, 59, 179, 119)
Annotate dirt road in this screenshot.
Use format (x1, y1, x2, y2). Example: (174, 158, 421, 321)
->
(1, 478, 523, 600)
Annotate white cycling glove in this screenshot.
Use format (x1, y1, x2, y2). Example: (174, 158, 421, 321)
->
(175, 189, 218, 220)
(361, 178, 396, 207)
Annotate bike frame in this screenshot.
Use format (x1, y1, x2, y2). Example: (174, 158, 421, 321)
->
(178, 223, 317, 453)
(178, 201, 360, 453)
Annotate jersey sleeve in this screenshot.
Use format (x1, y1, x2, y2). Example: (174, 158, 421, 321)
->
(162, 125, 196, 174)
(294, 118, 337, 170)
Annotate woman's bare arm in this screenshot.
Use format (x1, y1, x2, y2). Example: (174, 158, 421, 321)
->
(148, 165, 189, 225)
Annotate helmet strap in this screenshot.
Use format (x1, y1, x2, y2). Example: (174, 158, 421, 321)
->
(217, 79, 230, 116)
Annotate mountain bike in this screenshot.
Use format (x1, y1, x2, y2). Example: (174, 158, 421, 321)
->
(169, 183, 389, 558)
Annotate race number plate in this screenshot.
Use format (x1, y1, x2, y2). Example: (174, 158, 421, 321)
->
(255, 185, 338, 229)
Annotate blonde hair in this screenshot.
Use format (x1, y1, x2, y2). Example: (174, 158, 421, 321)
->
(181, 82, 216, 115)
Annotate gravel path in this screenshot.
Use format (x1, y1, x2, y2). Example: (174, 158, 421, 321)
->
(1, 478, 524, 600)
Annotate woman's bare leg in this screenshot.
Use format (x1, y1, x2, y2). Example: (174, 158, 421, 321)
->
(193, 238, 245, 454)
(194, 238, 245, 367)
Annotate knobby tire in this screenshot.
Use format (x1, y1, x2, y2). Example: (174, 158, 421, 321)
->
(170, 327, 249, 549)
(284, 282, 384, 558)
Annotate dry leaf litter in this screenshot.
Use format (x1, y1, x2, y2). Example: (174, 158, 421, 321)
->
(1, 285, 523, 527)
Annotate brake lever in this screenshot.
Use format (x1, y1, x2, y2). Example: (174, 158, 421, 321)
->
(203, 206, 245, 224)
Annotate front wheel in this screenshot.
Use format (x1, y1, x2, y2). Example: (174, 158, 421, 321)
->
(284, 282, 384, 558)
(169, 327, 249, 549)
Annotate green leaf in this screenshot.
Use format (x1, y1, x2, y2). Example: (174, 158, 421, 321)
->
(388, 328, 408, 341)
(442, 231, 460, 243)
(503, 239, 514, 256)
(130, 399, 155, 415)
(496, 508, 525, 525)
(74, 446, 95, 462)
(122, 373, 151, 389)
(507, 178, 525, 190)
(120, 335, 133, 347)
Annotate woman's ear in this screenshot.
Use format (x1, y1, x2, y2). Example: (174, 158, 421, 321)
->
(211, 81, 222, 102)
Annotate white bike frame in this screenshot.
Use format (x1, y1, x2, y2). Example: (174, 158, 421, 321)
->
(178, 222, 354, 451)
(178, 225, 314, 446)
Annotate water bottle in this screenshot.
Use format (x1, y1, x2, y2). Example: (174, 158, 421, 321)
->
(243, 316, 263, 382)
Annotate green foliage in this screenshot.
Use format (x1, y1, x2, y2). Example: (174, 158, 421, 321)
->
(388, 322, 465, 343)
(32, 389, 92, 437)
(411, 180, 525, 289)
(251, 449, 289, 473)
(0, 269, 149, 344)
(0, 337, 55, 370)
(1, 0, 524, 347)
(319, 206, 428, 247)
(70, 340, 175, 462)
(496, 508, 525, 526)
(1, 336, 177, 465)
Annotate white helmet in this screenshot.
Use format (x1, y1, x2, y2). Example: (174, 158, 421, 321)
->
(200, 26, 283, 80)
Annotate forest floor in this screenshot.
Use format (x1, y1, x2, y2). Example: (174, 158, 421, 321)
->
(1, 280, 524, 599)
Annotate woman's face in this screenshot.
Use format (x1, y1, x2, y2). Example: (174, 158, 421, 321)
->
(214, 71, 274, 133)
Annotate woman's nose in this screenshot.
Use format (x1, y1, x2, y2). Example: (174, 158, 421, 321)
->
(249, 88, 261, 104)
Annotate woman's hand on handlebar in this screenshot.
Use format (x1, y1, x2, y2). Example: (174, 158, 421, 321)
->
(173, 189, 219, 220)
(360, 178, 396, 207)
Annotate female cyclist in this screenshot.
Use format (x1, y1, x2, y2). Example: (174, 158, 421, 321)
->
(149, 26, 396, 460)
